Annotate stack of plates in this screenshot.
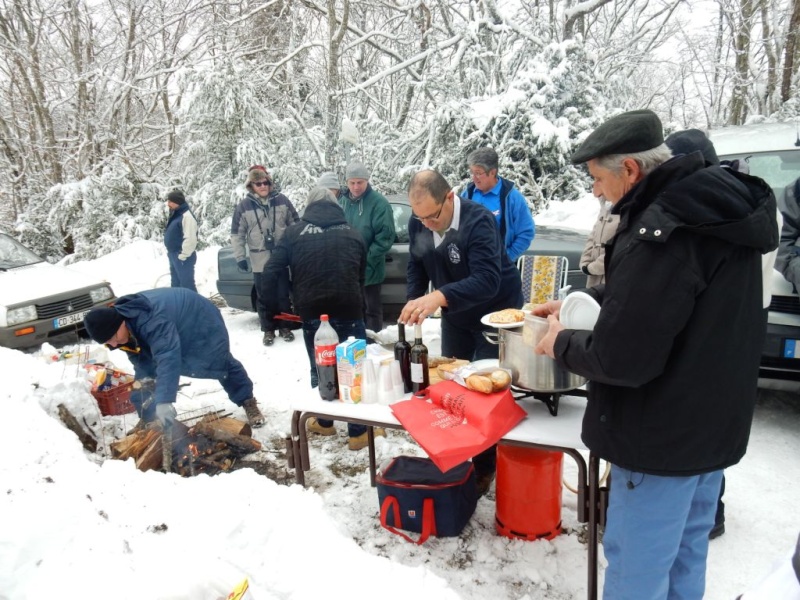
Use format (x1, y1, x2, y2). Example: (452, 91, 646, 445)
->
(560, 292, 601, 330)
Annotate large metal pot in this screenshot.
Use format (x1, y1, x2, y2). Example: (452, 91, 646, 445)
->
(483, 317, 586, 392)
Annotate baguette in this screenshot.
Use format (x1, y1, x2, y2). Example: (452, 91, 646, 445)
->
(490, 370, 512, 391)
(466, 374, 493, 394)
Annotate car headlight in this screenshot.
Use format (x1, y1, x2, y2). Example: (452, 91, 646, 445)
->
(89, 286, 114, 303)
(6, 304, 38, 326)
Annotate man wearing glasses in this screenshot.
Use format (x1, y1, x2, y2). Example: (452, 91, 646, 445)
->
(231, 166, 299, 346)
(462, 147, 535, 263)
(400, 169, 523, 495)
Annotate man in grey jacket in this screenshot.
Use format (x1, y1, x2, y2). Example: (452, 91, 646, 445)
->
(775, 177, 800, 291)
(230, 166, 299, 346)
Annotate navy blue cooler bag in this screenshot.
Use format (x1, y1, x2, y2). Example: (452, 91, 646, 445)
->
(377, 456, 478, 544)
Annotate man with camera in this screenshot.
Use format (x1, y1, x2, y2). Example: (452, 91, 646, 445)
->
(231, 165, 299, 346)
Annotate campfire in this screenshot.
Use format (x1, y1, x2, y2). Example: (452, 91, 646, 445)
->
(109, 410, 262, 476)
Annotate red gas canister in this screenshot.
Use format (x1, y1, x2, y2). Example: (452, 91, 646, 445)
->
(495, 445, 563, 541)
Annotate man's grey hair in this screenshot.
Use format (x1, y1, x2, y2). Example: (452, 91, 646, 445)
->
(467, 147, 499, 174)
(306, 187, 338, 205)
(595, 144, 673, 177)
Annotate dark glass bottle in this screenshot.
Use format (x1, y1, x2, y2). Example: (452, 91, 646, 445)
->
(410, 323, 429, 393)
(394, 322, 412, 393)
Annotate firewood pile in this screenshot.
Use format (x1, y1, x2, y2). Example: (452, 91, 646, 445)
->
(109, 411, 262, 476)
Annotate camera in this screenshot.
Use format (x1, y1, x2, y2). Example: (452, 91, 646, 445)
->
(264, 230, 275, 250)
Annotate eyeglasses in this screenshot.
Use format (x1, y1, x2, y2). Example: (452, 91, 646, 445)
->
(412, 200, 445, 222)
(252, 180, 272, 188)
(469, 169, 489, 178)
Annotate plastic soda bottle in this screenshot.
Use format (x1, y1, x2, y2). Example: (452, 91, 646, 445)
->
(314, 315, 339, 400)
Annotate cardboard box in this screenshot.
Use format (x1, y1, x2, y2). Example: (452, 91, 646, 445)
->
(336, 337, 367, 403)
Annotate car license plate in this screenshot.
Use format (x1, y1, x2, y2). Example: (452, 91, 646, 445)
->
(54, 310, 89, 329)
(783, 339, 800, 359)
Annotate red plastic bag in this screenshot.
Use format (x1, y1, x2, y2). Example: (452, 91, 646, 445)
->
(390, 380, 526, 473)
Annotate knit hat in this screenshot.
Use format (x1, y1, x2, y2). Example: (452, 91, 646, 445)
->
(664, 129, 720, 166)
(316, 172, 341, 190)
(345, 161, 370, 181)
(166, 190, 186, 205)
(83, 307, 124, 344)
(571, 110, 664, 164)
(247, 168, 270, 186)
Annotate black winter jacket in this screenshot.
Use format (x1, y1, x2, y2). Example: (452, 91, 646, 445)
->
(555, 152, 778, 476)
(262, 200, 366, 321)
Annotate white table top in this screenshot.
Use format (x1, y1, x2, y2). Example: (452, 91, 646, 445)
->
(291, 391, 588, 451)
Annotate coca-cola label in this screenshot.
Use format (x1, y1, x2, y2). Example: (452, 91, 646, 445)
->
(315, 344, 337, 366)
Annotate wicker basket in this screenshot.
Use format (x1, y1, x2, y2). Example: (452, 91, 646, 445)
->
(92, 382, 136, 416)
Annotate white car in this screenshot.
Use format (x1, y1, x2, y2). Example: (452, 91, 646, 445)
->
(711, 122, 800, 390)
(0, 233, 116, 350)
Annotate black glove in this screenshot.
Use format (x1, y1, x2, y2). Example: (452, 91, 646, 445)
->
(237, 260, 249, 272)
(581, 264, 591, 275)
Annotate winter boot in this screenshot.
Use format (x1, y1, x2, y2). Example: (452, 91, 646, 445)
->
(242, 397, 265, 428)
(306, 417, 336, 436)
(279, 328, 295, 342)
(348, 428, 386, 451)
(263, 331, 276, 346)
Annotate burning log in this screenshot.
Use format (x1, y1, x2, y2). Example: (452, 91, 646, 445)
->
(192, 421, 262, 453)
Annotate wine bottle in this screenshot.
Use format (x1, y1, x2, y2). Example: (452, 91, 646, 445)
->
(394, 322, 412, 393)
(410, 323, 429, 393)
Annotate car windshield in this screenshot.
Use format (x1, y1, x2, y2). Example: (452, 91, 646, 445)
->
(719, 149, 800, 199)
(0, 234, 45, 270)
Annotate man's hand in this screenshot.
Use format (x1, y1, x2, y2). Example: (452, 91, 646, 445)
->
(530, 299, 563, 319)
(400, 291, 446, 325)
(155, 403, 177, 428)
(534, 314, 564, 359)
(237, 260, 249, 272)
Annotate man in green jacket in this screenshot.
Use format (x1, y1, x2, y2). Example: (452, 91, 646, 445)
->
(340, 161, 396, 335)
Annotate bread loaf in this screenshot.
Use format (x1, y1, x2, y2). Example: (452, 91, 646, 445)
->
(466, 374, 493, 394)
(490, 370, 512, 391)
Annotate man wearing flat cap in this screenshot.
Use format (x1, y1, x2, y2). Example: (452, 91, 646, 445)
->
(340, 161, 395, 336)
(533, 109, 778, 598)
(83, 288, 266, 429)
(164, 189, 198, 292)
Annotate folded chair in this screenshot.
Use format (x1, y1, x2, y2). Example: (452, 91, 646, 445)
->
(517, 255, 569, 305)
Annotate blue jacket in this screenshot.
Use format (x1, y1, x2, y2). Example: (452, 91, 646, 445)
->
(463, 178, 535, 262)
(113, 288, 233, 405)
(164, 203, 198, 259)
(406, 198, 523, 329)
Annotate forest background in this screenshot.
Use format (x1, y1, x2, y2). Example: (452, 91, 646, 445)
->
(1, 0, 799, 261)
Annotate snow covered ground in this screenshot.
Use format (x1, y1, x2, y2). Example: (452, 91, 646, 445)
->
(1, 196, 799, 599)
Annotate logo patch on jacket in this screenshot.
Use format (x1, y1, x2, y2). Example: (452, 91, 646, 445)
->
(448, 243, 461, 264)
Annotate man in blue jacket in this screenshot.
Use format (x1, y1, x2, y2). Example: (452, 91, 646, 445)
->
(163, 190, 198, 292)
(401, 169, 523, 495)
(83, 288, 265, 428)
(462, 147, 535, 263)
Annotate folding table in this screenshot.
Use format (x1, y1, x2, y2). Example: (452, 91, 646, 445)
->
(287, 393, 605, 600)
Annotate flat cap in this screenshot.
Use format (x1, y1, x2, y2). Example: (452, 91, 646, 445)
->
(571, 109, 664, 165)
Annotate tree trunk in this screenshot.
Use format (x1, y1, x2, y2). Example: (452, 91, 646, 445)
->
(782, 0, 800, 103)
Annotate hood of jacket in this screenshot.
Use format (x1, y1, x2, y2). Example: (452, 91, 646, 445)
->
(301, 199, 349, 228)
(615, 152, 778, 254)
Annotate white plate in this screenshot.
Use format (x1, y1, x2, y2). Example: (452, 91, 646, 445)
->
(481, 311, 526, 329)
(560, 292, 601, 330)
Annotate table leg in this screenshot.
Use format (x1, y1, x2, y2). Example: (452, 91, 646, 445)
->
(588, 453, 601, 600)
(367, 427, 377, 486)
(290, 410, 305, 486)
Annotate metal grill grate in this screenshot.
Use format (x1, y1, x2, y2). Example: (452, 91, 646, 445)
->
(769, 296, 800, 316)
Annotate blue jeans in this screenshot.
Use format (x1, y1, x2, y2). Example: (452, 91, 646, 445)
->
(167, 252, 197, 292)
(603, 465, 723, 600)
(302, 317, 367, 437)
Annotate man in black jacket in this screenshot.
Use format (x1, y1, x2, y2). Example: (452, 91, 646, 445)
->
(261, 188, 383, 451)
(533, 110, 778, 598)
(775, 176, 800, 290)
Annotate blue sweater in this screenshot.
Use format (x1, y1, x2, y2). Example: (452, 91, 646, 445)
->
(463, 178, 535, 262)
(407, 198, 523, 329)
